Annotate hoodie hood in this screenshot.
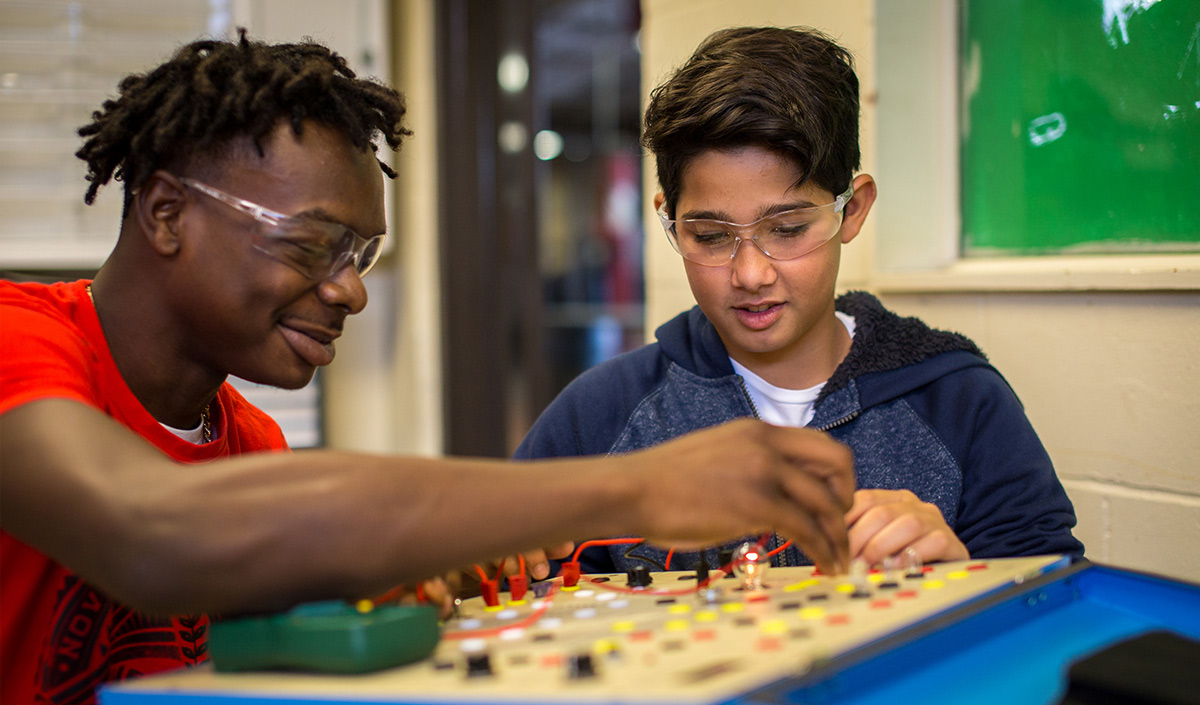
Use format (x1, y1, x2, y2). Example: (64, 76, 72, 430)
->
(655, 290, 989, 410)
(654, 305, 736, 379)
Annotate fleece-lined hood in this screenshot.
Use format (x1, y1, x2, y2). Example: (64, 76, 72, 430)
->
(655, 290, 992, 411)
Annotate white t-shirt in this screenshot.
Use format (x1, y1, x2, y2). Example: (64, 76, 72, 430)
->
(162, 419, 207, 444)
(730, 311, 856, 428)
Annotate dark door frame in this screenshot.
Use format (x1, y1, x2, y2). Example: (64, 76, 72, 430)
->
(435, 0, 547, 457)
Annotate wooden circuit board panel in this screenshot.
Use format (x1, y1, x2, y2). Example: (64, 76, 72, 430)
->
(103, 555, 1068, 705)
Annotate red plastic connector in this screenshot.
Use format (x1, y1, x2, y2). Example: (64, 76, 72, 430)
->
(561, 561, 581, 588)
(480, 579, 500, 607)
(508, 574, 528, 601)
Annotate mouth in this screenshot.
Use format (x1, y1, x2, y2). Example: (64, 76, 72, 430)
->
(278, 320, 341, 367)
(733, 302, 783, 330)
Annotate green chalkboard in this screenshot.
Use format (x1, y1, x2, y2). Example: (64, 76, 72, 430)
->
(959, 0, 1200, 255)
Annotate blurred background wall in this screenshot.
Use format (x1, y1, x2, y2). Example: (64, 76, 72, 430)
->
(2, 0, 1196, 583)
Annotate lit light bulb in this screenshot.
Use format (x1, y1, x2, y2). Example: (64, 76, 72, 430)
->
(732, 542, 769, 590)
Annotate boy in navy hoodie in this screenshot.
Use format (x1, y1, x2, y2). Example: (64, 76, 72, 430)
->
(516, 26, 1083, 573)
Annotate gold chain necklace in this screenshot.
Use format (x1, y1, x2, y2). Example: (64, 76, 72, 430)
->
(86, 283, 213, 443)
(198, 405, 213, 443)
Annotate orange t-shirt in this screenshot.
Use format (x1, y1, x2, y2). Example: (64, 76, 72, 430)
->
(0, 279, 289, 704)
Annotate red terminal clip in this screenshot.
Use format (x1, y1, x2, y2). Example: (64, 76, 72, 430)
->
(561, 561, 582, 588)
(480, 579, 501, 607)
(508, 574, 528, 601)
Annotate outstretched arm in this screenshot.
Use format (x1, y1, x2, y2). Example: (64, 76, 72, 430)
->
(1, 401, 853, 616)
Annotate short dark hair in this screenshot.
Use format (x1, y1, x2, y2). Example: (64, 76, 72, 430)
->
(642, 26, 860, 214)
(77, 28, 412, 208)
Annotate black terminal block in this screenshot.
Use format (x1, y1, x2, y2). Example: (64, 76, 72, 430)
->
(568, 653, 597, 679)
(465, 652, 493, 678)
(717, 547, 738, 579)
(627, 565, 653, 588)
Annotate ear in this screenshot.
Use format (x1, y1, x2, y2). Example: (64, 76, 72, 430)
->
(132, 171, 189, 257)
(838, 173, 877, 245)
(653, 191, 666, 214)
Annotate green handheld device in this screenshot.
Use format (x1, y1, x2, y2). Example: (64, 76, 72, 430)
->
(208, 601, 440, 674)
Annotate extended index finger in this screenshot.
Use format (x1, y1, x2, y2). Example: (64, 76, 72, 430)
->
(774, 469, 851, 573)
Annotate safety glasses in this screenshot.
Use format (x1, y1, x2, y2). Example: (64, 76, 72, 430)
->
(658, 185, 853, 266)
(179, 177, 385, 279)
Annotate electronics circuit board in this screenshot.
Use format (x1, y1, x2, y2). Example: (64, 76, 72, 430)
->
(104, 554, 1068, 704)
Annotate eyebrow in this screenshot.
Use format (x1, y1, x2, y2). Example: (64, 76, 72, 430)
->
(291, 207, 346, 223)
(289, 207, 387, 237)
(679, 201, 822, 223)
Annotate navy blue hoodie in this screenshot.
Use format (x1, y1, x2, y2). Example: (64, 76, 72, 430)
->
(515, 291, 1083, 572)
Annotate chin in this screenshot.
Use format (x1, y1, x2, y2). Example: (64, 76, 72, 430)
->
(240, 365, 318, 391)
(277, 369, 319, 390)
(732, 329, 791, 352)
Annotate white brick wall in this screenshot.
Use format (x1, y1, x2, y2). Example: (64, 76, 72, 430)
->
(881, 292, 1200, 585)
(1066, 481, 1200, 583)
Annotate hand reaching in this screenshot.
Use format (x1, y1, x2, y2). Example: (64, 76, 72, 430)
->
(620, 419, 855, 574)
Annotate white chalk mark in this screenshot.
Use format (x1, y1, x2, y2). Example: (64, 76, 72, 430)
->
(1102, 0, 1163, 48)
(1180, 22, 1200, 84)
(1029, 112, 1068, 146)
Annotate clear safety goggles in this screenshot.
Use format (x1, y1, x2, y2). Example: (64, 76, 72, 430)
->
(658, 184, 853, 266)
(180, 177, 385, 279)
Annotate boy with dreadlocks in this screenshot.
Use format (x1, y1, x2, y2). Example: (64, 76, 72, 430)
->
(516, 26, 1083, 574)
(0, 32, 857, 703)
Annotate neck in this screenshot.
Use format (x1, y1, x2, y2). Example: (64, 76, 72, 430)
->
(91, 262, 225, 430)
(728, 309, 851, 390)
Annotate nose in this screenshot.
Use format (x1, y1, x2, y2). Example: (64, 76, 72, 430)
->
(729, 235, 777, 291)
(316, 263, 369, 315)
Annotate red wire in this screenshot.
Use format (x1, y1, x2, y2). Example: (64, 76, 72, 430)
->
(370, 584, 406, 604)
(571, 537, 644, 563)
(448, 539, 764, 639)
(567, 535, 786, 574)
(766, 539, 793, 558)
(445, 563, 732, 642)
(745, 533, 793, 559)
(442, 581, 561, 640)
(583, 569, 727, 596)
(470, 553, 529, 598)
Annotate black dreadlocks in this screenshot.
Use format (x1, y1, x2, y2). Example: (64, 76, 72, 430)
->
(76, 28, 411, 208)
